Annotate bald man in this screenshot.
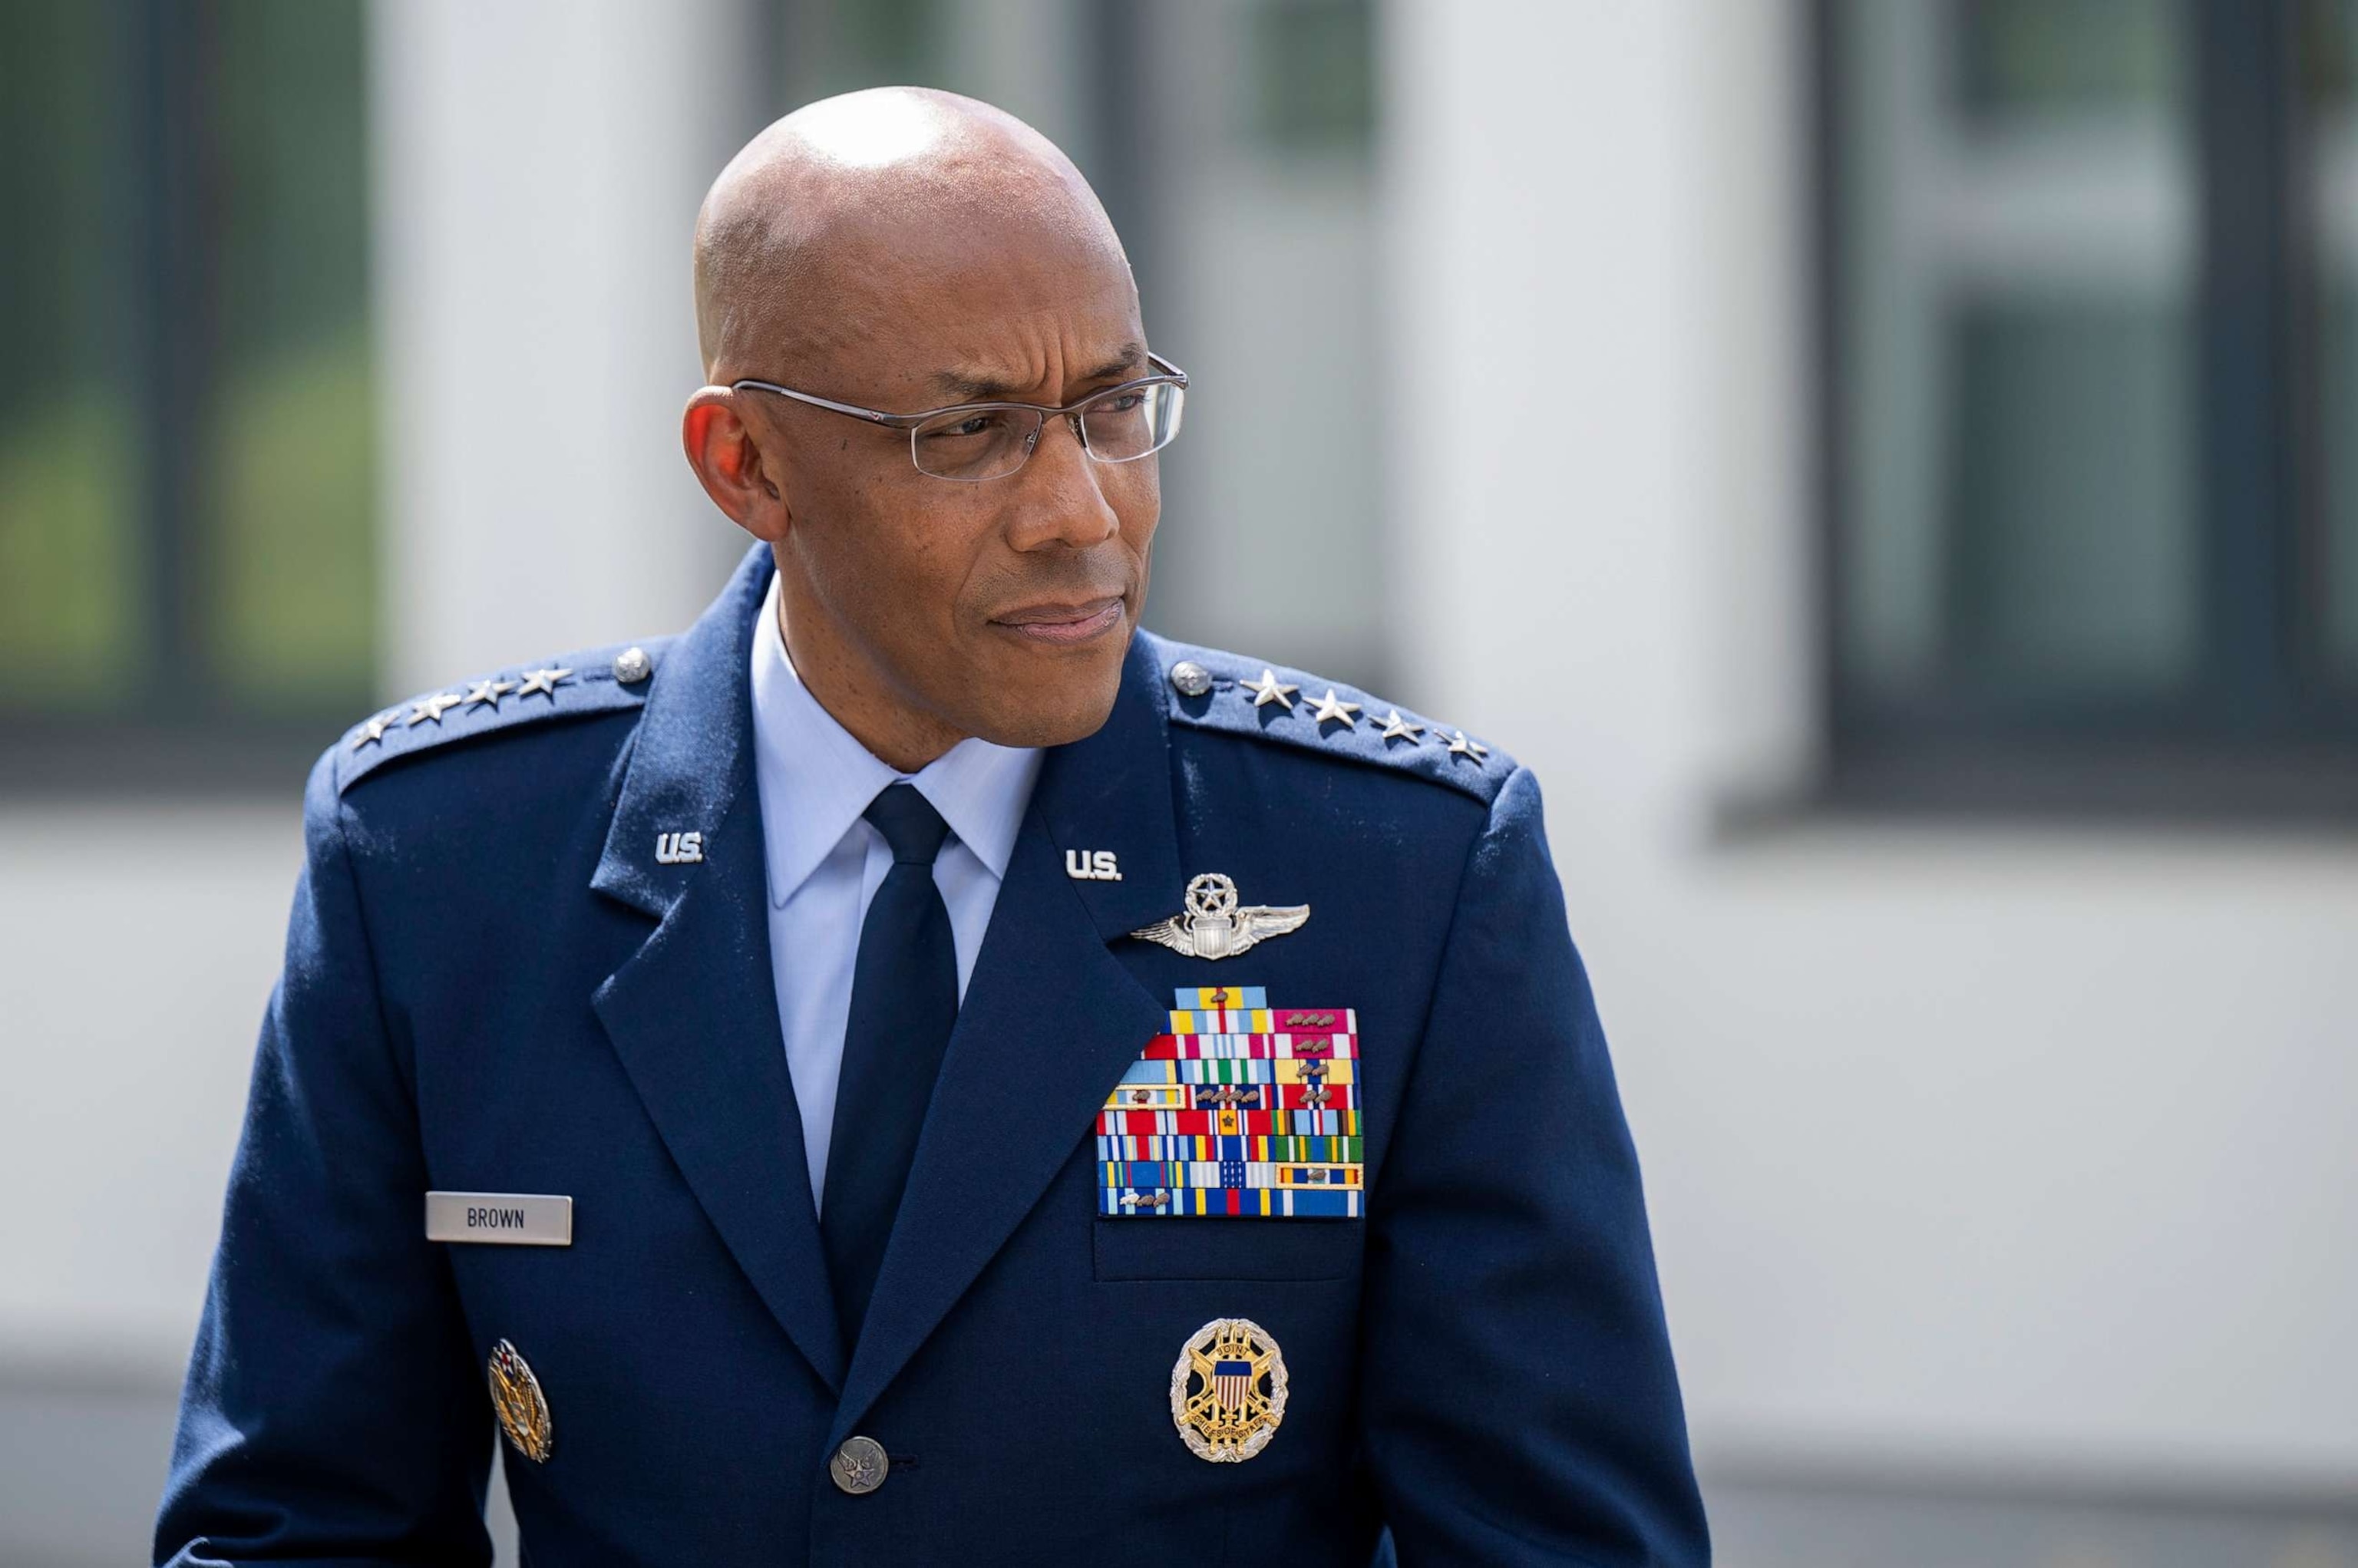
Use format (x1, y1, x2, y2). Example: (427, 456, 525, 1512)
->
(157, 91, 1707, 1567)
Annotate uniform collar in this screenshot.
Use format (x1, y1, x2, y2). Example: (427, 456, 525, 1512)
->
(748, 570, 1040, 906)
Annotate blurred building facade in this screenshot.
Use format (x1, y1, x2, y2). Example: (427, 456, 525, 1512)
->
(2, 1, 2353, 1562)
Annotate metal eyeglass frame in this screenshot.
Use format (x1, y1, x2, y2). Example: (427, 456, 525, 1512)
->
(730, 351, 1187, 481)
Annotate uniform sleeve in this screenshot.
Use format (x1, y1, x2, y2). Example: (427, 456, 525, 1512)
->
(1360, 766, 1709, 1566)
(155, 752, 494, 1566)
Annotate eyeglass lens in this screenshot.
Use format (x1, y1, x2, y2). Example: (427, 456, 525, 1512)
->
(909, 381, 1185, 481)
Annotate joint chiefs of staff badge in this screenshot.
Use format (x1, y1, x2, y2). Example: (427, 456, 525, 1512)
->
(487, 1339, 553, 1464)
(1170, 1317, 1290, 1463)
(1130, 873, 1309, 962)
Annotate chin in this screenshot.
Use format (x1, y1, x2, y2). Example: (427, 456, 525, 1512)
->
(970, 662, 1125, 751)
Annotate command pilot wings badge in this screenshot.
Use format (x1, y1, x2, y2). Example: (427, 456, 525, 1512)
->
(1128, 873, 1309, 961)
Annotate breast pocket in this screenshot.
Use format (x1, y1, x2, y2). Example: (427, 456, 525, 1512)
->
(1091, 1214, 1361, 1282)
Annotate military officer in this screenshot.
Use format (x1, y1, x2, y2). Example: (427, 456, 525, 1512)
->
(157, 88, 1708, 1566)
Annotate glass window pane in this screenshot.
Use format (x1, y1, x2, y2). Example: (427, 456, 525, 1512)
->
(1833, 0, 2200, 711)
(2312, 0, 2358, 678)
(206, 0, 377, 711)
(1250, 0, 1374, 152)
(1957, 0, 2178, 117)
(1947, 299, 2193, 687)
(0, 5, 144, 710)
(783, 0, 944, 104)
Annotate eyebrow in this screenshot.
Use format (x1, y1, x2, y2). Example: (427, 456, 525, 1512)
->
(933, 342, 1145, 403)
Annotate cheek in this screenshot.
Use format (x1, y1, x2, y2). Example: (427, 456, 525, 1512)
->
(1107, 463, 1161, 546)
(799, 474, 953, 618)
(893, 501, 1004, 629)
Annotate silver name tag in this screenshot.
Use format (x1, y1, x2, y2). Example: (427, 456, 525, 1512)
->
(424, 1191, 573, 1246)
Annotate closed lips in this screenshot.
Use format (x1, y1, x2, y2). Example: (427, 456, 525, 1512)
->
(993, 598, 1125, 642)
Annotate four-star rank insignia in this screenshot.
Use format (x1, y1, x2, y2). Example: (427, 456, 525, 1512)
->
(1128, 873, 1308, 961)
(1171, 1317, 1289, 1463)
(487, 1339, 553, 1463)
(1098, 988, 1364, 1217)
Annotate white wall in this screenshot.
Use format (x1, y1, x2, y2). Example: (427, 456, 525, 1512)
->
(0, 810, 300, 1381)
(369, 0, 765, 694)
(1383, 0, 2358, 1483)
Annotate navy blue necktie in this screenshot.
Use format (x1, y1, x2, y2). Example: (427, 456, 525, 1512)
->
(821, 782, 959, 1348)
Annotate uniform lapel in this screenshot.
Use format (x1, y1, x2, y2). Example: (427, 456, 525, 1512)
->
(590, 546, 847, 1394)
(827, 633, 1184, 1444)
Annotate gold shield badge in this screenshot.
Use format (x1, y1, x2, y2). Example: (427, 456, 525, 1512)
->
(1170, 1317, 1289, 1462)
(487, 1339, 553, 1463)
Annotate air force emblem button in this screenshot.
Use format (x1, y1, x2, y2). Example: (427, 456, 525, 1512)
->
(1171, 1317, 1288, 1462)
(829, 1434, 890, 1494)
(1128, 873, 1308, 961)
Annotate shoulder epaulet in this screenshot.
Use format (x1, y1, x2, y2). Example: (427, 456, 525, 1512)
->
(331, 638, 674, 794)
(1143, 633, 1516, 806)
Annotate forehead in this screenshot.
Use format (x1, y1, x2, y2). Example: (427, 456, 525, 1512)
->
(786, 205, 1144, 401)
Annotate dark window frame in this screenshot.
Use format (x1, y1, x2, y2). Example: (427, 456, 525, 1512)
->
(1810, 0, 2358, 824)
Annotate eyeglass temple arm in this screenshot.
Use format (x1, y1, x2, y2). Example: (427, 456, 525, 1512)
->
(728, 380, 917, 428)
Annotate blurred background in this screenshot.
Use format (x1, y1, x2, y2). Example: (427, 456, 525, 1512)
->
(2, 0, 2354, 1562)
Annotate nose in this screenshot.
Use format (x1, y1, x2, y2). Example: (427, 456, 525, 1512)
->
(1004, 412, 1119, 551)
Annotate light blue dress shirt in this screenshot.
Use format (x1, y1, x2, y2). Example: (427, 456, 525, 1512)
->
(748, 570, 1042, 1214)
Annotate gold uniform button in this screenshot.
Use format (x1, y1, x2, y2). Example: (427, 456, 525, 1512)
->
(830, 1434, 889, 1494)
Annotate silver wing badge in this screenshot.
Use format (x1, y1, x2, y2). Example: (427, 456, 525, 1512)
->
(1129, 873, 1309, 962)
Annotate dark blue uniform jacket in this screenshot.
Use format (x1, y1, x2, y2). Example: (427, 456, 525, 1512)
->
(157, 545, 1709, 1566)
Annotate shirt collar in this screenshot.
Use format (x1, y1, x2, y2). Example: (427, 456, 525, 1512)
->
(749, 570, 1042, 908)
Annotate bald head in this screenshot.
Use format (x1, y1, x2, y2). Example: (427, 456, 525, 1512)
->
(693, 87, 1130, 381)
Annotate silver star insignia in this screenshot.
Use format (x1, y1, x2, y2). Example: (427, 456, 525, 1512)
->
(351, 709, 400, 750)
(1128, 872, 1310, 962)
(516, 665, 574, 699)
(1239, 668, 1297, 710)
(1373, 709, 1424, 742)
(406, 691, 464, 727)
(1444, 730, 1489, 761)
(464, 677, 516, 711)
(1306, 689, 1360, 728)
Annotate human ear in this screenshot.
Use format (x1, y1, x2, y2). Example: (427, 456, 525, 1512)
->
(682, 388, 790, 543)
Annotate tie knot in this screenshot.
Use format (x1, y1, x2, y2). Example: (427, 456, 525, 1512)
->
(864, 782, 951, 866)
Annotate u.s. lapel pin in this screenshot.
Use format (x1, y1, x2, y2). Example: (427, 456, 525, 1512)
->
(1065, 848, 1121, 881)
(1129, 873, 1307, 961)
